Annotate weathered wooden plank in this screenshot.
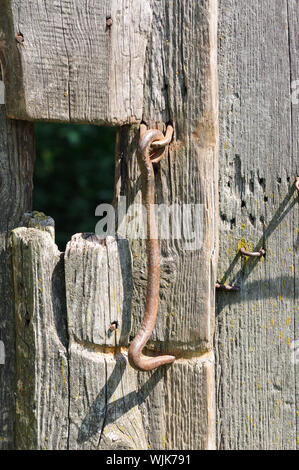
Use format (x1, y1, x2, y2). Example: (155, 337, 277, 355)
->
(216, 0, 299, 449)
(137, 353, 216, 450)
(0, 0, 152, 125)
(287, 0, 299, 448)
(116, 0, 218, 449)
(164, 354, 215, 450)
(64, 232, 216, 449)
(0, 106, 34, 449)
(65, 234, 132, 347)
(118, 0, 218, 353)
(1, 0, 218, 449)
(10, 215, 69, 450)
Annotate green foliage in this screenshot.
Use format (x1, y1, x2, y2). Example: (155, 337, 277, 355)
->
(34, 123, 116, 250)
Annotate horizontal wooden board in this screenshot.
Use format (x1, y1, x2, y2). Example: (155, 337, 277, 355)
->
(0, 0, 152, 125)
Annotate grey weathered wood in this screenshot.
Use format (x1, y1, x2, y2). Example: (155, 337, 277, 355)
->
(1, 0, 298, 450)
(0, 107, 34, 449)
(216, 0, 299, 449)
(11, 215, 69, 450)
(64, 233, 148, 449)
(2, 0, 218, 450)
(288, 0, 299, 446)
(0, 0, 152, 125)
(116, 0, 218, 449)
(68, 343, 148, 450)
(137, 353, 216, 450)
(65, 234, 132, 347)
(64, 233, 216, 449)
(164, 354, 215, 450)
(118, 0, 218, 354)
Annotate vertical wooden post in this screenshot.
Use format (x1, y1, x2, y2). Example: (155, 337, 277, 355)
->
(11, 214, 68, 450)
(216, 0, 299, 450)
(0, 107, 34, 448)
(2, 0, 218, 449)
(64, 234, 148, 450)
(1, 0, 299, 450)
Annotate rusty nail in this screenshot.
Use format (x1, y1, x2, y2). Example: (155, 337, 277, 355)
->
(128, 125, 176, 372)
(216, 282, 240, 292)
(151, 124, 174, 150)
(109, 321, 118, 332)
(295, 176, 299, 192)
(239, 247, 265, 258)
(106, 17, 113, 27)
(16, 32, 24, 43)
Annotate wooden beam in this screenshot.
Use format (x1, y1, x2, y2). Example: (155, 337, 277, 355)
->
(65, 234, 147, 449)
(0, 0, 152, 125)
(117, 0, 218, 449)
(288, 0, 299, 449)
(5, 0, 218, 450)
(0, 107, 34, 449)
(216, 0, 299, 450)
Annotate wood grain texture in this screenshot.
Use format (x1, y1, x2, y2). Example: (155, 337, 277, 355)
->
(63, 232, 155, 449)
(115, 0, 218, 449)
(64, 233, 215, 449)
(1, 0, 218, 449)
(137, 353, 216, 450)
(0, 107, 34, 449)
(11, 216, 69, 450)
(216, 0, 299, 449)
(0, 0, 152, 125)
(65, 234, 132, 347)
(118, 0, 218, 354)
(68, 345, 148, 450)
(288, 0, 299, 445)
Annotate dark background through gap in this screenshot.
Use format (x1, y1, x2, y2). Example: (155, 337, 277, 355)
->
(33, 123, 116, 250)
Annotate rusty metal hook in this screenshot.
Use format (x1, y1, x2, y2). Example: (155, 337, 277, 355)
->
(239, 247, 266, 258)
(128, 124, 175, 372)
